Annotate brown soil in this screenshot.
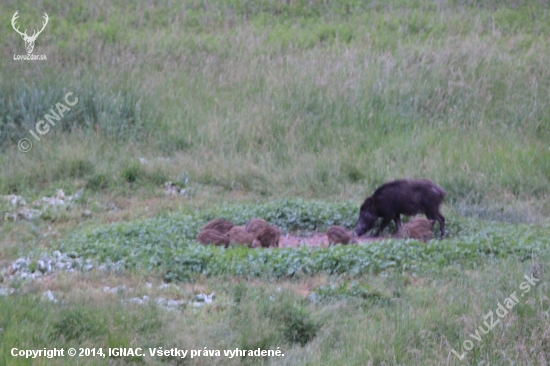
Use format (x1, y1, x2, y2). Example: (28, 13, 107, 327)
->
(278, 233, 394, 248)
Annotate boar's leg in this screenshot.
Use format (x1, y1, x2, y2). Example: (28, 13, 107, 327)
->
(393, 214, 402, 230)
(426, 211, 446, 238)
(435, 213, 445, 237)
(374, 216, 393, 237)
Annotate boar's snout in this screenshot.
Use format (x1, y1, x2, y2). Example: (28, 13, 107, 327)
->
(354, 221, 367, 237)
(355, 212, 376, 237)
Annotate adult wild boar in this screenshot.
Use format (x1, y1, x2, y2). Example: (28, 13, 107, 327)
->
(355, 179, 446, 238)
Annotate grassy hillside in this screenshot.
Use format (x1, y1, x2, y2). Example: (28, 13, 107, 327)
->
(1, 0, 550, 221)
(1, 242, 548, 365)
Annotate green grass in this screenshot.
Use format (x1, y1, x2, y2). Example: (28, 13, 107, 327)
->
(0, 292, 164, 365)
(0, 256, 548, 365)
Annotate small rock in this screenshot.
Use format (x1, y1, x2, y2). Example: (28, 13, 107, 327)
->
(12, 258, 29, 272)
(0, 287, 15, 296)
(82, 210, 92, 218)
(43, 290, 58, 303)
(3, 194, 26, 207)
(161, 306, 178, 312)
(127, 297, 145, 305)
(33, 191, 66, 207)
(129, 296, 150, 305)
(164, 182, 183, 196)
(70, 189, 84, 201)
(37, 260, 47, 273)
(115, 285, 127, 293)
(195, 293, 215, 304)
(166, 299, 180, 308)
(17, 208, 40, 220)
(105, 202, 118, 212)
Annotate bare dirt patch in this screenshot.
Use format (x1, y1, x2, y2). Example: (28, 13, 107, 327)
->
(278, 233, 393, 248)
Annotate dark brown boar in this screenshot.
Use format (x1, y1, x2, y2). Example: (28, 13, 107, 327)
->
(326, 225, 353, 245)
(256, 226, 281, 248)
(203, 219, 234, 234)
(196, 229, 231, 248)
(355, 179, 446, 237)
(398, 217, 435, 242)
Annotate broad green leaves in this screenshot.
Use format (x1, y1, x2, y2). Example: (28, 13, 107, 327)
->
(57, 200, 550, 282)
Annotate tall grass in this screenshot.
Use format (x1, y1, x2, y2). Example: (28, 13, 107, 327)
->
(1, 0, 550, 219)
(1, 255, 548, 365)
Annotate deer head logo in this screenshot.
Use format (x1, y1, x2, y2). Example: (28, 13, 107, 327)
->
(11, 11, 49, 54)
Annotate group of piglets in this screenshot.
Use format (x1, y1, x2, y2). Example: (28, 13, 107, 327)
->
(196, 218, 281, 248)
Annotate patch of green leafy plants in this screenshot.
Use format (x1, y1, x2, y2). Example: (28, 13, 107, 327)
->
(55, 200, 550, 282)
